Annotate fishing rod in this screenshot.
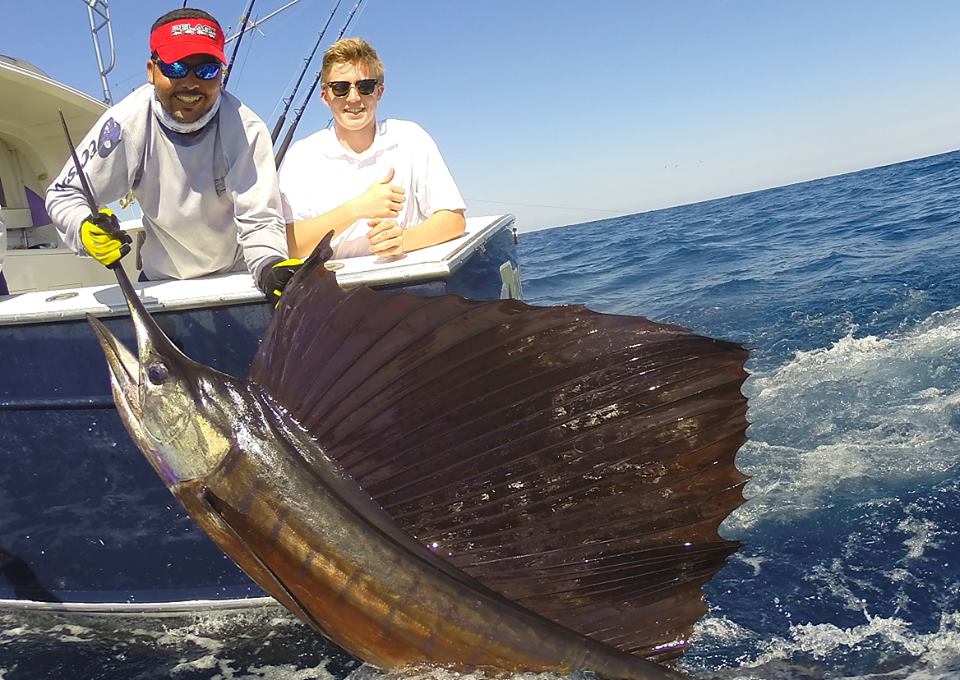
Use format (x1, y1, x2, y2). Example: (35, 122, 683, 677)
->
(270, 0, 343, 144)
(224, 0, 305, 44)
(222, 0, 257, 89)
(274, 0, 364, 167)
(57, 111, 133, 286)
(176, 0, 303, 41)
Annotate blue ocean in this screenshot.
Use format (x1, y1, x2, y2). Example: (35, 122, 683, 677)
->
(3, 151, 958, 678)
(522, 150, 960, 679)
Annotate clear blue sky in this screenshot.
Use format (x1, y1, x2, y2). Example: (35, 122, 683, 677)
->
(3, 1, 959, 231)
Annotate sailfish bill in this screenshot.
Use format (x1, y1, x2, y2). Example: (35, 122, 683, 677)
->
(87, 233, 749, 679)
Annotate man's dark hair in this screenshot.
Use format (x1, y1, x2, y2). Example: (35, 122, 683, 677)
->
(151, 8, 221, 33)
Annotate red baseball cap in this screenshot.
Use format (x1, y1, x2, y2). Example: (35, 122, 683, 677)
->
(150, 18, 226, 64)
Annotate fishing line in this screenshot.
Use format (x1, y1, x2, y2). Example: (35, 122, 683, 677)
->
(225, 17, 261, 96)
(274, 0, 366, 166)
(223, 0, 257, 89)
(224, 0, 306, 43)
(270, 0, 344, 143)
(466, 198, 624, 214)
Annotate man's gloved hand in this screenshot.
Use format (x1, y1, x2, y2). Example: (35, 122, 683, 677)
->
(258, 257, 304, 302)
(80, 208, 132, 268)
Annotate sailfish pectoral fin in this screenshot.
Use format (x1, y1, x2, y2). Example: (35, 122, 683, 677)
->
(183, 482, 329, 637)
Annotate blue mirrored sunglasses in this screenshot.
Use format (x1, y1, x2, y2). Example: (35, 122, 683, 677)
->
(153, 58, 223, 81)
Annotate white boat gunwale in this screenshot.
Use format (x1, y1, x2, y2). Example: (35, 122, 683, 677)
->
(0, 595, 278, 616)
(0, 214, 515, 326)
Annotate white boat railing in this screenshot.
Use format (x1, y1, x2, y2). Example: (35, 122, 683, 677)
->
(0, 214, 515, 325)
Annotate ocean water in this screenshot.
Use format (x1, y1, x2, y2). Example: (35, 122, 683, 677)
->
(3, 151, 959, 678)
(521, 150, 960, 680)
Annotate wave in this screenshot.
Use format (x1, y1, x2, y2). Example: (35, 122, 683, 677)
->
(687, 611, 960, 679)
(729, 306, 960, 529)
(0, 605, 358, 679)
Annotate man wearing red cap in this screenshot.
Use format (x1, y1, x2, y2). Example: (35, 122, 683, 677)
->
(46, 8, 299, 299)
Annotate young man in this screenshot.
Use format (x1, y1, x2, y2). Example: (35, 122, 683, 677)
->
(46, 8, 298, 298)
(279, 38, 466, 260)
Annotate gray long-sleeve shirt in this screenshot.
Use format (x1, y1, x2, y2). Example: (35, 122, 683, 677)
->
(46, 85, 287, 281)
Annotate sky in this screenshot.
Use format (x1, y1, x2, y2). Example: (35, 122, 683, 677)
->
(3, 1, 959, 232)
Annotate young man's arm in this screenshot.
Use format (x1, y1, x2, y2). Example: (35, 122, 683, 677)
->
(286, 205, 360, 260)
(399, 208, 466, 251)
(366, 123, 468, 257)
(285, 168, 405, 259)
(367, 209, 465, 258)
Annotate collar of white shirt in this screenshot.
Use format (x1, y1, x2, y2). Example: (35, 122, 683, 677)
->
(320, 119, 399, 161)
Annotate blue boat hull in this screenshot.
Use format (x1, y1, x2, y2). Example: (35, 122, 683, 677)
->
(0, 227, 519, 606)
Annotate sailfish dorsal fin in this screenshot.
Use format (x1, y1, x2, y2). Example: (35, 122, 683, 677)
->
(249, 235, 750, 661)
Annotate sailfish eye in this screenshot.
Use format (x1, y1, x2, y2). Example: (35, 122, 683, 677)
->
(147, 362, 170, 385)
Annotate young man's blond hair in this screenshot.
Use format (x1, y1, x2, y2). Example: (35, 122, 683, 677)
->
(321, 37, 385, 84)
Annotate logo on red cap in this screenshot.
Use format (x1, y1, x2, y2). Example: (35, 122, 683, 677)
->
(150, 18, 226, 64)
(170, 23, 219, 40)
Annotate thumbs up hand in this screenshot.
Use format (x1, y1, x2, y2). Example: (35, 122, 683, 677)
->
(353, 167, 405, 220)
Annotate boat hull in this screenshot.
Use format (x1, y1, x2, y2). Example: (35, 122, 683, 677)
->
(0, 218, 518, 608)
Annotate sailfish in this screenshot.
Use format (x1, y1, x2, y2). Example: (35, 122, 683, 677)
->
(87, 235, 749, 679)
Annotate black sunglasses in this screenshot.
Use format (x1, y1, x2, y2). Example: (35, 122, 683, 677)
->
(325, 79, 379, 97)
(153, 57, 223, 81)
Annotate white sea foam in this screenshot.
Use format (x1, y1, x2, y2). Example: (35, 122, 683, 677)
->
(246, 663, 341, 680)
(897, 515, 941, 562)
(757, 611, 960, 671)
(689, 614, 757, 648)
(690, 611, 960, 678)
(730, 307, 960, 528)
(169, 653, 221, 675)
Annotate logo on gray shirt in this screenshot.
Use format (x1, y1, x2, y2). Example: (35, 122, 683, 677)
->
(98, 118, 122, 158)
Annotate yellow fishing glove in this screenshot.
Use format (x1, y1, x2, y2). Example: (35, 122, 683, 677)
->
(257, 257, 304, 303)
(80, 208, 132, 268)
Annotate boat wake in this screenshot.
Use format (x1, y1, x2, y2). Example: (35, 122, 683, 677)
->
(0, 605, 358, 679)
(682, 306, 960, 679)
(734, 305, 960, 528)
(688, 610, 960, 679)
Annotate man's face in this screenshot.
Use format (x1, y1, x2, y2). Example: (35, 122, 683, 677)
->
(321, 61, 383, 134)
(147, 54, 222, 124)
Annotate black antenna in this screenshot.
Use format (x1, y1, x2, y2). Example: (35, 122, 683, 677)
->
(270, 0, 343, 144)
(222, 0, 257, 89)
(58, 111, 132, 275)
(274, 0, 364, 167)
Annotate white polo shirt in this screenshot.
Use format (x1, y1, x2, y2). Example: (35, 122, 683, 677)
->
(278, 119, 466, 258)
